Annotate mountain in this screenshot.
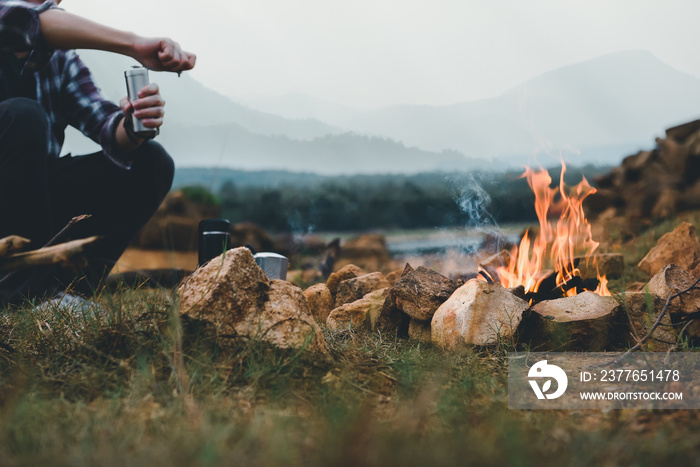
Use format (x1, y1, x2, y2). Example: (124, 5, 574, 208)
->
(152, 122, 486, 175)
(245, 50, 700, 163)
(240, 93, 360, 123)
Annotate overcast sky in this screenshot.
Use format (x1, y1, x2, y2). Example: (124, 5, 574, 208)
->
(67, 0, 700, 109)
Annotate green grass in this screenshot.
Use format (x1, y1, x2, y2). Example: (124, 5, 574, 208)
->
(2, 285, 700, 466)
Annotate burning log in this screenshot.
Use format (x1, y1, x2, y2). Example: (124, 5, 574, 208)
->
(521, 269, 600, 303)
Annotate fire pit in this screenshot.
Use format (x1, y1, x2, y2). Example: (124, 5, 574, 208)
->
(485, 162, 611, 303)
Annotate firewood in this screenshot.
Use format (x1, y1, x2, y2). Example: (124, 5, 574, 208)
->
(527, 291, 619, 351)
(0, 236, 100, 274)
(0, 236, 31, 258)
(0, 215, 92, 288)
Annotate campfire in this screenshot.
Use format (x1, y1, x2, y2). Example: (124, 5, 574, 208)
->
(484, 162, 610, 303)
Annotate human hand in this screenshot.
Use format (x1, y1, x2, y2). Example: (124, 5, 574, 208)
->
(131, 36, 196, 72)
(119, 83, 165, 131)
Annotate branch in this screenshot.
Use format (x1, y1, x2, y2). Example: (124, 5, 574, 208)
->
(0, 236, 100, 274)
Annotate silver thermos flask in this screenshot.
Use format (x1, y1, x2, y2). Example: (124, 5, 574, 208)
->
(124, 66, 157, 138)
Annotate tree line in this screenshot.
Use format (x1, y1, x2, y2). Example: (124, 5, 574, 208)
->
(183, 166, 610, 233)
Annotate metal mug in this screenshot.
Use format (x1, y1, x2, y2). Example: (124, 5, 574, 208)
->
(253, 252, 289, 280)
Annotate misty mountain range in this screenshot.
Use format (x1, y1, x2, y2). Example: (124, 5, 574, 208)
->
(62, 49, 700, 175)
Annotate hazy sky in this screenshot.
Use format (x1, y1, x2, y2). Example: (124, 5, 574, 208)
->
(67, 0, 700, 109)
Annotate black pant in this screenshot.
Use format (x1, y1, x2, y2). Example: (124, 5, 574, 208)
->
(0, 97, 174, 300)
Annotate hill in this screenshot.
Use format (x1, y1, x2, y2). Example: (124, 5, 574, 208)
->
(248, 51, 700, 164)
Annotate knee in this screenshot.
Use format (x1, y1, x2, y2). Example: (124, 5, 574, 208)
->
(0, 98, 49, 165)
(131, 141, 175, 199)
(0, 98, 48, 136)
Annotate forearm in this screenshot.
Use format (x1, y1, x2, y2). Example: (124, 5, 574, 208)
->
(38, 8, 137, 57)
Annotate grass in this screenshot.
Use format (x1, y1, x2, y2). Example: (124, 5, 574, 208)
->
(2, 282, 700, 466)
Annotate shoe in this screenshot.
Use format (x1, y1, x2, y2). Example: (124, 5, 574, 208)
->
(35, 292, 106, 318)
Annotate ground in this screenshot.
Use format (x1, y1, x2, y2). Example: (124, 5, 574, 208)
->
(1, 214, 700, 466)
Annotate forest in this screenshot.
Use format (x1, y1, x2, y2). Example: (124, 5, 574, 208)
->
(176, 165, 611, 232)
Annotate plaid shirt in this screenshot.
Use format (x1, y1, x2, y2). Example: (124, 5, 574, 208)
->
(0, 0, 129, 168)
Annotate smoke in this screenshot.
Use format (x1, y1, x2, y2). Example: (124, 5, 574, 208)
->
(454, 172, 498, 229)
(443, 172, 509, 259)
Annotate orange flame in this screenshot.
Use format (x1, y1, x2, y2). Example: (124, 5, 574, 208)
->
(496, 162, 610, 297)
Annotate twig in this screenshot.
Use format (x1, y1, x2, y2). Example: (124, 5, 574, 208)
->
(618, 275, 700, 360)
(43, 214, 92, 248)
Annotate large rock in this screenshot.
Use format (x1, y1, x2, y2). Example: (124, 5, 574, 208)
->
(529, 292, 619, 351)
(638, 222, 700, 276)
(326, 264, 365, 297)
(178, 247, 328, 354)
(431, 280, 528, 348)
(393, 266, 460, 321)
(304, 283, 334, 324)
(326, 288, 389, 331)
(335, 272, 390, 307)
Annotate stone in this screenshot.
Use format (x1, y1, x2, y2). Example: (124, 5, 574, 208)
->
(178, 247, 328, 354)
(646, 264, 700, 318)
(179, 247, 270, 337)
(528, 291, 619, 351)
(393, 266, 460, 321)
(258, 280, 330, 354)
(304, 283, 334, 324)
(326, 288, 389, 331)
(335, 272, 390, 307)
(638, 222, 700, 276)
(431, 280, 528, 348)
(371, 290, 410, 337)
(622, 292, 677, 351)
(326, 264, 365, 296)
(385, 264, 412, 286)
(408, 319, 431, 343)
(574, 253, 624, 280)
